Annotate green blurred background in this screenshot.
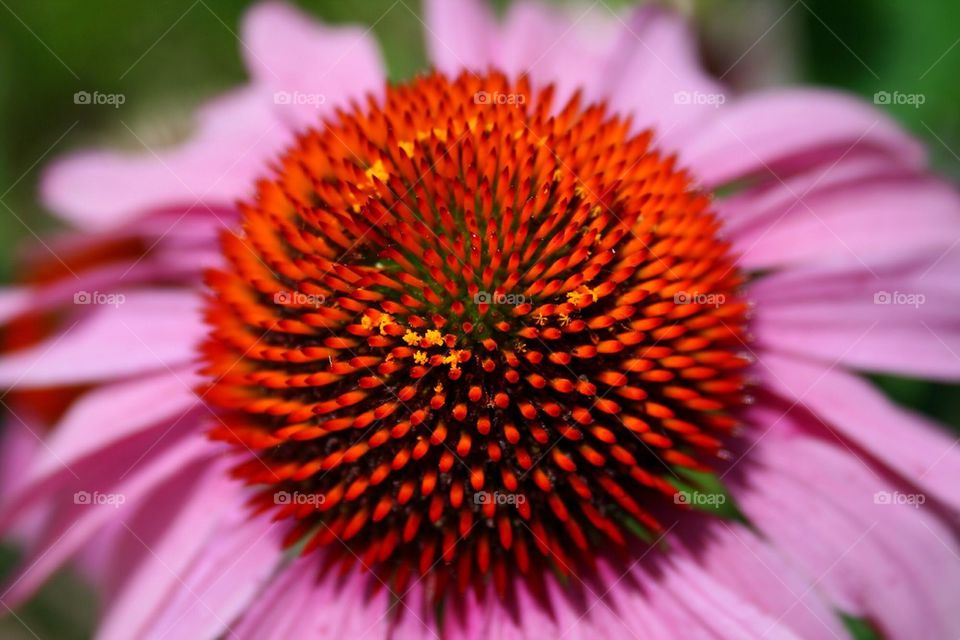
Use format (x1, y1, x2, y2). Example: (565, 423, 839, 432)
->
(0, 0, 958, 637)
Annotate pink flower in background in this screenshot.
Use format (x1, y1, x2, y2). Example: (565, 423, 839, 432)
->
(1, 1, 959, 639)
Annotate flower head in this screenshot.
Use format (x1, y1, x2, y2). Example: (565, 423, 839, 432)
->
(1, 1, 959, 638)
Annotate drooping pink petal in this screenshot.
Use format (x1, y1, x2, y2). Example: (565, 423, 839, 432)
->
(0, 435, 213, 607)
(750, 257, 960, 380)
(26, 369, 200, 483)
(40, 86, 291, 229)
(0, 288, 28, 325)
(107, 505, 284, 640)
(730, 173, 960, 270)
(229, 556, 316, 640)
(241, 1, 386, 130)
(93, 456, 240, 640)
(0, 290, 204, 388)
(757, 351, 960, 510)
(727, 402, 960, 639)
(670, 516, 847, 639)
(0, 369, 201, 536)
(677, 89, 924, 188)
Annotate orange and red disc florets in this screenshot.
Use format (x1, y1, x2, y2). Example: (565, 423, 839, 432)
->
(202, 71, 750, 596)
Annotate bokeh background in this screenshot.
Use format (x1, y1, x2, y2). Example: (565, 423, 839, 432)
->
(1, 0, 958, 637)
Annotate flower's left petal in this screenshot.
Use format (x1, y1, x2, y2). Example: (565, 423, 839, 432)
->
(758, 351, 960, 511)
(241, 1, 386, 130)
(0, 435, 210, 606)
(94, 456, 240, 640)
(0, 290, 203, 388)
(41, 86, 291, 230)
(0, 288, 28, 325)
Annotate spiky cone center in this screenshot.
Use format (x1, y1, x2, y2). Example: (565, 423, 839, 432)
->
(201, 71, 751, 598)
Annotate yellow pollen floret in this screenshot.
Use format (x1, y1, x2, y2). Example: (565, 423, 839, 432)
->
(365, 159, 389, 182)
(413, 351, 428, 365)
(442, 350, 461, 370)
(402, 331, 421, 346)
(424, 329, 444, 346)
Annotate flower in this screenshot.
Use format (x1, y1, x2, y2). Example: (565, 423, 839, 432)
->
(1, 1, 959, 639)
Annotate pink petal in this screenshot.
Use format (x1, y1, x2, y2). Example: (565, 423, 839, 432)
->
(41, 86, 291, 229)
(0, 369, 201, 535)
(229, 556, 317, 640)
(134, 512, 284, 640)
(241, 1, 386, 130)
(94, 457, 239, 640)
(758, 351, 960, 510)
(677, 89, 924, 188)
(0, 290, 204, 388)
(27, 369, 200, 483)
(750, 258, 960, 379)
(731, 174, 960, 270)
(0, 435, 212, 606)
(0, 288, 28, 325)
(423, 0, 497, 76)
(672, 518, 847, 639)
(495, 1, 623, 105)
(605, 5, 726, 148)
(728, 402, 960, 639)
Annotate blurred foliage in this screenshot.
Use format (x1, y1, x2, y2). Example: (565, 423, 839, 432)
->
(0, 1, 958, 637)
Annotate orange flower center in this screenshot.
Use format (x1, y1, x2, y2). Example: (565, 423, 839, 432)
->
(202, 71, 750, 597)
